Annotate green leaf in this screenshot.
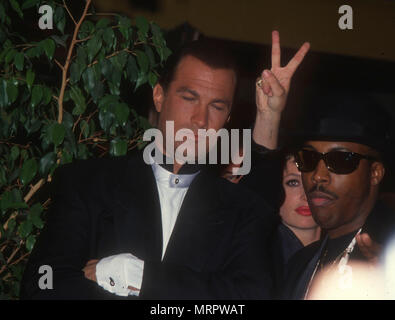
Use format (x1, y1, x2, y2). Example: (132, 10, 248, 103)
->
(136, 16, 149, 36)
(26, 235, 36, 251)
(86, 36, 101, 63)
(90, 81, 104, 103)
(110, 138, 127, 157)
(126, 57, 138, 85)
(14, 52, 24, 71)
(26, 69, 35, 90)
(5, 49, 17, 64)
(42, 86, 52, 105)
(144, 45, 156, 68)
(11, 145, 19, 161)
(28, 202, 44, 229)
(96, 18, 110, 29)
(0, 80, 8, 107)
(78, 20, 95, 40)
(8, 218, 16, 234)
(100, 58, 113, 79)
(10, 0, 23, 18)
(70, 62, 83, 84)
(54, 6, 66, 34)
(39, 152, 56, 176)
(135, 71, 148, 91)
(80, 120, 90, 139)
(48, 123, 65, 146)
(99, 106, 115, 133)
(135, 50, 149, 73)
(51, 35, 68, 48)
(81, 66, 96, 95)
(31, 85, 43, 107)
(0, 167, 7, 187)
(41, 39, 56, 60)
(0, 3, 6, 24)
(99, 94, 119, 108)
(76, 46, 87, 65)
(112, 51, 128, 71)
(6, 80, 18, 103)
(118, 17, 132, 40)
(77, 144, 89, 159)
(148, 71, 158, 88)
(114, 103, 130, 126)
(70, 86, 86, 115)
(25, 46, 43, 58)
(22, 0, 41, 10)
(103, 27, 114, 46)
(60, 148, 73, 165)
(18, 220, 33, 238)
(20, 158, 38, 185)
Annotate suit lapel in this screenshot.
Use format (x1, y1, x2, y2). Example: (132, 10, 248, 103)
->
(294, 236, 328, 299)
(110, 151, 163, 262)
(163, 170, 226, 268)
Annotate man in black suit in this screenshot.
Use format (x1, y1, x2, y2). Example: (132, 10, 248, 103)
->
(281, 92, 395, 299)
(20, 33, 309, 299)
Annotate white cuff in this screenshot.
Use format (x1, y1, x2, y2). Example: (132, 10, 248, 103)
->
(96, 253, 144, 297)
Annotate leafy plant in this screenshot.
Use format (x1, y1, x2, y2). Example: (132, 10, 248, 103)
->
(0, 0, 171, 299)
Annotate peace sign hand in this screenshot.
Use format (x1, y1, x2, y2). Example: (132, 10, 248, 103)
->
(256, 31, 310, 115)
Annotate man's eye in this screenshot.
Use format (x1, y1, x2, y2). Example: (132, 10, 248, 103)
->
(212, 104, 224, 111)
(285, 179, 300, 187)
(182, 96, 195, 101)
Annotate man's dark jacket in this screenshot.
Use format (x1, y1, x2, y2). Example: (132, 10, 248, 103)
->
(20, 150, 277, 299)
(281, 200, 395, 300)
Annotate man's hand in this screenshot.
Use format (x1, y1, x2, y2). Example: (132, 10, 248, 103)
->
(356, 233, 382, 265)
(82, 258, 139, 293)
(256, 30, 310, 115)
(253, 31, 310, 149)
(82, 259, 99, 282)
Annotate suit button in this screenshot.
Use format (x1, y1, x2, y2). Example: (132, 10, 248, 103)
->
(109, 277, 115, 286)
(175, 178, 179, 184)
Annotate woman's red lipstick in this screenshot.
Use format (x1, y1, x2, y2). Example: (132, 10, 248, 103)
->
(295, 206, 312, 216)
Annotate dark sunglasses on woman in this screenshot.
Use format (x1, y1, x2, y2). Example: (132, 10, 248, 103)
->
(294, 149, 378, 175)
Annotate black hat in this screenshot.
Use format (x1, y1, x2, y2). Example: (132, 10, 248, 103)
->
(294, 90, 393, 156)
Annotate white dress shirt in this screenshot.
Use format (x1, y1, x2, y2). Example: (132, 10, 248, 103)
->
(96, 156, 199, 296)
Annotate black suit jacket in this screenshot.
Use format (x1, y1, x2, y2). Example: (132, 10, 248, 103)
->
(21, 150, 277, 299)
(281, 200, 395, 300)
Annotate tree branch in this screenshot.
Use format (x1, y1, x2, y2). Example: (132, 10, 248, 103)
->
(63, 0, 77, 25)
(24, 178, 45, 203)
(58, 0, 92, 124)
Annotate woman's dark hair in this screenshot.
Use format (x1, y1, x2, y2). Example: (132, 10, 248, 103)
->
(277, 146, 301, 208)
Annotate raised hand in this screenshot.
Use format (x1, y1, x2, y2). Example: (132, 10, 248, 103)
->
(256, 30, 310, 115)
(356, 233, 382, 265)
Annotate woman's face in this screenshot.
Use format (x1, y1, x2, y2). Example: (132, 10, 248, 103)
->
(279, 156, 318, 229)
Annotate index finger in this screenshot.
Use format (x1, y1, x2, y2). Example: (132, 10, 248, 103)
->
(285, 42, 310, 74)
(271, 30, 281, 69)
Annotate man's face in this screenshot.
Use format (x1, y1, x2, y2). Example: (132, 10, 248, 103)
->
(153, 55, 236, 158)
(300, 141, 382, 237)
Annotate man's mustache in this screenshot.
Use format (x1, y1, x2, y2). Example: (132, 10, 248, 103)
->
(307, 184, 339, 200)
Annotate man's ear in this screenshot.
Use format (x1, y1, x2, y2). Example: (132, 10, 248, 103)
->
(371, 161, 385, 186)
(153, 83, 165, 113)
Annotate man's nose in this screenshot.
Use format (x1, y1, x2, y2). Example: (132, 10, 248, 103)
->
(191, 104, 208, 129)
(311, 159, 330, 185)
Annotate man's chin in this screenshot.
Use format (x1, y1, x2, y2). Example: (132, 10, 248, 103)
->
(311, 207, 336, 229)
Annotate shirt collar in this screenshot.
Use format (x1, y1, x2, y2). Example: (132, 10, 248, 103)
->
(150, 154, 200, 188)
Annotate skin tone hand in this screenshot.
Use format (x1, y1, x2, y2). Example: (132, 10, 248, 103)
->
(82, 259, 139, 292)
(253, 30, 310, 149)
(356, 233, 382, 265)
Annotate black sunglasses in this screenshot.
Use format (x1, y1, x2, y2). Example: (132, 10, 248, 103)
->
(294, 149, 377, 174)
